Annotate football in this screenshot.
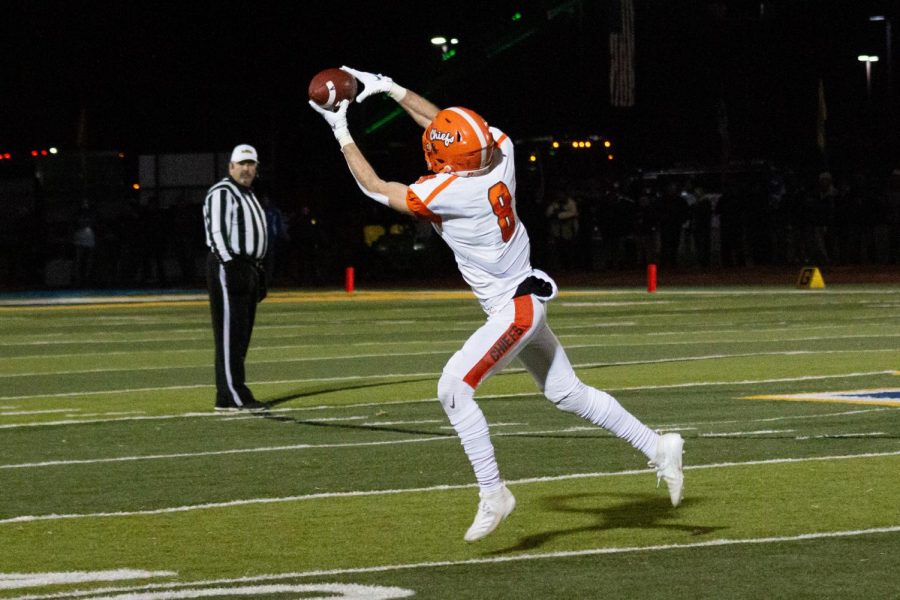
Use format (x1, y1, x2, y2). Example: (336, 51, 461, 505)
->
(308, 68, 357, 111)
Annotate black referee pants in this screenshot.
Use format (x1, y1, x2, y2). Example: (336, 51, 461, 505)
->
(206, 253, 260, 407)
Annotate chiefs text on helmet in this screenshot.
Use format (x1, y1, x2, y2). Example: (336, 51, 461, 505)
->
(422, 107, 494, 175)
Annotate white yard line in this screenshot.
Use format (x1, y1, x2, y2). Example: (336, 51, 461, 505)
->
(0, 570, 175, 591)
(795, 432, 887, 440)
(0, 370, 895, 426)
(610, 370, 898, 392)
(2, 310, 894, 347)
(700, 429, 795, 437)
(0, 409, 76, 416)
(9, 524, 900, 599)
(2, 450, 899, 525)
(3, 333, 896, 378)
(662, 406, 894, 428)
(0, 323, 864, 360)
(0, 436, 448, 470)
(363, 419, 445, 427)
(1, 353, 897, 402)
(0, 411, 884, 470)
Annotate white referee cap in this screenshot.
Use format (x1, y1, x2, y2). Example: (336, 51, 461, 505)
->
(230, 144, 259, 163)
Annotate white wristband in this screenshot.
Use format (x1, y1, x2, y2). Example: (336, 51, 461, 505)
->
(388, 83, 407, 102)
(334, 126, 353, 149)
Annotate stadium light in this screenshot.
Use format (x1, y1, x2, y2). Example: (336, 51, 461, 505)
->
(869, 15, 893, 101)
(431, 35, 459, 61)
(858, 55, 880, 99)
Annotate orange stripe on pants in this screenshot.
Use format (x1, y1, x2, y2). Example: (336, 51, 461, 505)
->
(463, 295, 534, 389)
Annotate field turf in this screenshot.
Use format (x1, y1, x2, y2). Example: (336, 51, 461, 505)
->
(0, 285, 898, 599)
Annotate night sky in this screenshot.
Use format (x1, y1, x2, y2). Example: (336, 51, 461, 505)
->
(2, 1, 897, 191)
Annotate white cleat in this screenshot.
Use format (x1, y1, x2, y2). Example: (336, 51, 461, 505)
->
(463, 484, 516, 542)
(651, 433, 684, 507)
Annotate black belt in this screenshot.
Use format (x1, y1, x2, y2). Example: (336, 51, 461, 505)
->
(514, 276, 553, 299)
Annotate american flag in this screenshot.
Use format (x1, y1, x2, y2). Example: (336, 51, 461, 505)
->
(609, 0, 635, 107)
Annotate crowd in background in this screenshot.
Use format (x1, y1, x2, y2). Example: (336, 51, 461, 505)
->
(0, 162, 897, 291)
(522, 165, 900, 275)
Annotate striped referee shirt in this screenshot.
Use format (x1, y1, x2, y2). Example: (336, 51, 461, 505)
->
(204, 177, 268, 262)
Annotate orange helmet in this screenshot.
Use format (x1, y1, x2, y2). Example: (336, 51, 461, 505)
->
(422, 107, 494, 175)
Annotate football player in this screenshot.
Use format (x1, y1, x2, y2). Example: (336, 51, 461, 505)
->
(309, 67, 684, 542)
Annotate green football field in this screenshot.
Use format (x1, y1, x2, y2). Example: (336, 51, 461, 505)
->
(1, 285, 898, 599)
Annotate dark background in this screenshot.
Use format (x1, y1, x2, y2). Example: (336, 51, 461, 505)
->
(3, 1, 896, 169)
(1, 1, 897, 288)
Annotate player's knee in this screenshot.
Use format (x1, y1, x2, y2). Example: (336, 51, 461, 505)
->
(550, 380, 588, 412)
(542, 369, 584, 406)
(437, 372, 476, 417)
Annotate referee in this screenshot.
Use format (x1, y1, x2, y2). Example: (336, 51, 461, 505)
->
(203, 144, 269, 411)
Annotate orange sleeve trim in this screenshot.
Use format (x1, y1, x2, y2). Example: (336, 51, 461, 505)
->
(495, 133, 508, 145)
(406, 189, 441, 223)
(463, 295, 534, 389)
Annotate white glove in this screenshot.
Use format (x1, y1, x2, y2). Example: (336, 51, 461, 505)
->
(341, 66, 407, 103)
(309, 99, 353, 148)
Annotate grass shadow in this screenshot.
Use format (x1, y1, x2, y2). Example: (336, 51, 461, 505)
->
(492, 492, 723, 555)
(262, 376, 435, 407)
(248, 410, 456, 439)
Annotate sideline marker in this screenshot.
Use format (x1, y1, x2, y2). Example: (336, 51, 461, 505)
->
(796, 266, 825, 289)
(647, 263, 657, 293)
(345, 266, 355, 294)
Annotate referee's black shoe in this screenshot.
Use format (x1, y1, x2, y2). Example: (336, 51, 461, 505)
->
(215, 400, 269, 413)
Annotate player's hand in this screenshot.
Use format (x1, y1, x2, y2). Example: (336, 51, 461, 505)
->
(308, 99, 351, 145)
(341, 66, 392, 102)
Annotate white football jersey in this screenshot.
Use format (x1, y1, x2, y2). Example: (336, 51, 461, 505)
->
(407, 128, 532, 312)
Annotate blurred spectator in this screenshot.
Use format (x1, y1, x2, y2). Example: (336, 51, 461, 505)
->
(261, 194, 290, 287)
(691, 186, 713, 268)
(610, 180, 638, 269)
(171, 193, 202, 286)
(833, 176, 863, 264)
(796, 172, 835, 265)
(292, 205, 322, 286)
(889, 167, 900, 264)
(71, 199, 96, 287)
(659, 181, 689, 268)
(134, 195, 169, 286)
(544, 189, 580, 270)
(746, 175, 772, 265)
(635, 183, 661, 266)
(717, 181, 746, 268)
(767, 167, 791, 265)
(816, 171, 838, 263)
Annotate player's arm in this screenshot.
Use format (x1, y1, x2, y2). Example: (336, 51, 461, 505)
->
(342, 143, 412, 215)
(309, 99, 412, 216)
(395, 88, 439, 129)
(341, 66, 439, 128)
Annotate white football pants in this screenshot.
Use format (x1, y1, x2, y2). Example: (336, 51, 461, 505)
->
(437, 294, 659, 491)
